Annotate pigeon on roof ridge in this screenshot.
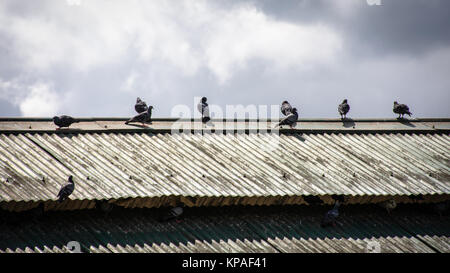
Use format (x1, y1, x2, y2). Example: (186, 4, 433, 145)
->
(53, 115, 80, 129)
(197, 97, 210, 123)
(393, 101, 412, 119)
(275, 107, 298, 129)
(135, 97, 149, 114)
(281, 101, 293, 116)
(125, 106, 153, 126)
(338, 99, 350, 120)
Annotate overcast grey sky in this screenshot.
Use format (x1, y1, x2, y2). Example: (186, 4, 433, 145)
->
(0, 0, 449, 118)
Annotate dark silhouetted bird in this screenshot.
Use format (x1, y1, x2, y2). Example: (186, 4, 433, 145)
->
(275, 108, 298, 128)
(57, 175, 75, 203)
(197, 97, 210, 123)
(393, 101, 412, 118)
(159, 204, 184, 222)
(125, 106, 153, 126)
(53, 115, 80, 129)
(281, 101, 293, 116)
(338, 99, 350, 119)
(135, 97, 148, 114)
(321, 200, 340, 228)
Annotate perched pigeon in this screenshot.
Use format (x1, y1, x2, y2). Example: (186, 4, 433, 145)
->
(53, 115, 80, 129)
(135, 97, 148, 114)
(338, 99, 350, 119)
(159, 204, 184, 222)
(379, 199, 397, 214)
(57, 175, 75, 203)
(393, 101, 412, 118)
(281, 101, 293, 116)
(197, 97, 210, 123)
(125, 106, 153, 126)
(321, 201, 340, 228)
(275, 108, 298, 128)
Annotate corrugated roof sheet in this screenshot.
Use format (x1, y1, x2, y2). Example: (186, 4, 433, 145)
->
(0, 119, 449, 209)
(0, 205, 448, 253)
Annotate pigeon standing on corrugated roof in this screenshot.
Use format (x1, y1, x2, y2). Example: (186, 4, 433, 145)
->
(57, 175, 75, 203)
(274, 108, 298, 129)
(321, 200, 340, 228)
(338, 99, 350, 119)
(53, 115, 80, 129)
(281, 101, 293, 116)
(125, 106, 153, 126)
(393, 101, 412, 118)
(135, 97, 148, 114)
(197, 97, 210, 123)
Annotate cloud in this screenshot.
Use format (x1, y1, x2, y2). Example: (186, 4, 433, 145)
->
(0, 0, 448, 118)
(0, 78, 60, 117)
(204, 6, 342, 83)
(0, 1, 341, 82)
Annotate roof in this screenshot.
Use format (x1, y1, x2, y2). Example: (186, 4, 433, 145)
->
(1, 204, 448, 253)
(0, 118, 449, 211)
(1, 117, 449, 133)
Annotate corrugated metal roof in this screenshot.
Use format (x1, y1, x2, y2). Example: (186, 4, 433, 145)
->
(0, 205, 448, 253)
(0, 119, 449, 209)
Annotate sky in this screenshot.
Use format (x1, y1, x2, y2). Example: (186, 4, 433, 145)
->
(0, 0, 449, 119)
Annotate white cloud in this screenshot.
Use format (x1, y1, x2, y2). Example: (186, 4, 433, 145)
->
(204, 6, 342, 83)
(19, 83, 61, 117)
(0, 0, 341, 83)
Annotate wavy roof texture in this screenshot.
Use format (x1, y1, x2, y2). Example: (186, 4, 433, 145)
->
(0, 118, 449, 211)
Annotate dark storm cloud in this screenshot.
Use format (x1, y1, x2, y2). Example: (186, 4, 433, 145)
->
(246, 0, 450, 57)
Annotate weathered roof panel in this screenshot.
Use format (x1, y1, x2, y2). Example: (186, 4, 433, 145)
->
(0, 205, 448, 253)
(0, 119, 449, 208)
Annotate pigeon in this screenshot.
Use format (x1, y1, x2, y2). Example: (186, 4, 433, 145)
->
(159, 204, 184, 222)
(53, 115, 80, 129)
(379, 199, 397, 214)
(125, 106, 153, 126)
(275, 108, 298, 128)
(393, 101, 412, 119)
(197, 97, 210, 123)
(281, 101, 293, 116)
(321, 200, 340, 228)
(135, 97, 148, 114)
(57, 175, 75, 203)
(338, 99, 350, 119)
